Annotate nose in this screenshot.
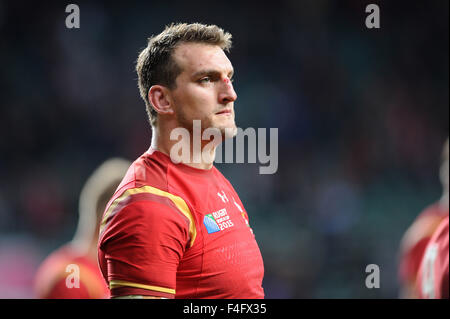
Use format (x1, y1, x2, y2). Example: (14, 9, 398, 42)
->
(218, 77, 237, 104)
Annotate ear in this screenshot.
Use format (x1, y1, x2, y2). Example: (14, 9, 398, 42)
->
(148, 85, 174, 115)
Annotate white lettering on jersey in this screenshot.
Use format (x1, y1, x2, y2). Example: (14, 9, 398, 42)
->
(217, 190, 229, 203)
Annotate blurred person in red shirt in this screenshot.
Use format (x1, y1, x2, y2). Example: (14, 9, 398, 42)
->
(398, 138, 449, 298)
(34, 158, 131, 298)
(416, 215, 449, 299)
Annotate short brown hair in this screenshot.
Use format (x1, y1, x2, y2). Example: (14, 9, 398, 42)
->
(136, 22, 233, 126)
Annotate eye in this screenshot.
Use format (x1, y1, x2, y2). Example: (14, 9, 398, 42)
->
(199, 77, 211, 83)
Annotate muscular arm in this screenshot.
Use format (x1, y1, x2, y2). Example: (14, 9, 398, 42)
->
(99, 198, 190, 299)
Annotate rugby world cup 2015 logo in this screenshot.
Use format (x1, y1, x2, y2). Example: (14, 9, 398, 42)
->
(203, 214, 221, 234)
(203, 208, 234, 234)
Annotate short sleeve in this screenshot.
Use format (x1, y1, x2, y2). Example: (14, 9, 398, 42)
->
(99, 197, 191, 298)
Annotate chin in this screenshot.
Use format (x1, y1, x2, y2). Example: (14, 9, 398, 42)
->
(207, 120, 237, 137)
(219, 123, 237, 139)
(203, 116, 237, 138)
(223, 126, 237, 139)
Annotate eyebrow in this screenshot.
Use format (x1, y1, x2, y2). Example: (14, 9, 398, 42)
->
(191, 68, 234, 79)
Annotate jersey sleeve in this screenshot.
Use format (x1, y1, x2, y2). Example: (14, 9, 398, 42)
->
(417, 217, 449, 299)
(98, 192, 193, 298)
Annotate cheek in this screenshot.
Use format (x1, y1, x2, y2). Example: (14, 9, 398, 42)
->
(174, 86, 216, 116)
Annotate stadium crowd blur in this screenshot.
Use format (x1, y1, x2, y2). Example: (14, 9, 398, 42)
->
(0, 1, 448, 298)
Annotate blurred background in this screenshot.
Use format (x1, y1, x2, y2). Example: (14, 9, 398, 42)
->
(0, 0, 448, 298)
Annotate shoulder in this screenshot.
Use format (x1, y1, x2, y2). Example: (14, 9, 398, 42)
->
(417, 216, 449, 298)
(100, 151, 175, 226)
(118, 151, 171, 191)
(400, 202, 448, 252)
(35, 245, 73, 279)
(98, 153, 197, 248)
(428, 216, 449, 248)
(34, 245, 106, 298)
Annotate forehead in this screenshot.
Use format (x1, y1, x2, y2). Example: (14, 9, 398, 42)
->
(172, 42, 233, 75)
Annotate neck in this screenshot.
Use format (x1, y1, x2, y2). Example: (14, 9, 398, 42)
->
(150, 122, 220, 170)
(440, 191, 449, 211)
(70, 234, 98, 261)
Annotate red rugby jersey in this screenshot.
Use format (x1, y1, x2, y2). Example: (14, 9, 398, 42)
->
(98, 148, 265, 299)
(417, 216, 449, 299)
(34, 244, 109, 299)
(398, 202, 448, 296)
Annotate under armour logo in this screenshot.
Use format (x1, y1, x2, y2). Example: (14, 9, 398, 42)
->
(217, 191, 229, 203)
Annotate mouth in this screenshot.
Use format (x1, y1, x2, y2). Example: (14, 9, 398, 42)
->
(215, 109, 232, 115)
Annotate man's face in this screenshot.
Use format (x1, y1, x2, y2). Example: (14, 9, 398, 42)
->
(169, 42, 237, 138)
